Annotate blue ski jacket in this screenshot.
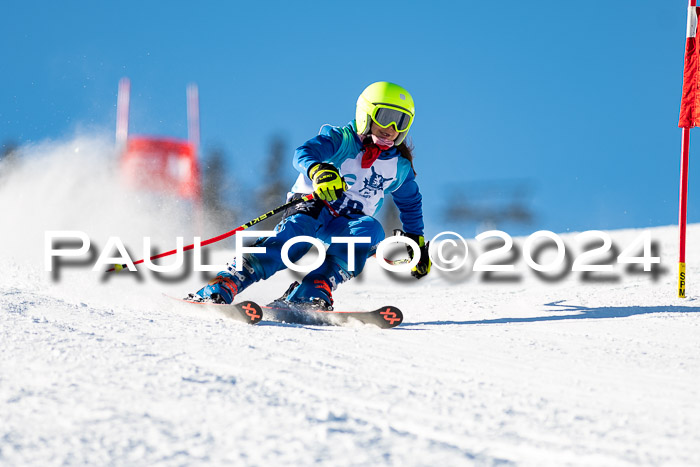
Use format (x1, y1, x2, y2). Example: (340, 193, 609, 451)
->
(290, 121, 424, 236)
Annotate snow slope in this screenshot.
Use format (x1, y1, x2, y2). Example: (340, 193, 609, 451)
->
(1, 138, 699, 466)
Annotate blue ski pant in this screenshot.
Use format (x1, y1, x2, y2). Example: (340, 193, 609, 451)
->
(229, 209, 385, 297)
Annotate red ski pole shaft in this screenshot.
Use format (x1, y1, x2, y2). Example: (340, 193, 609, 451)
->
(679, 128, 690, 298)
(108, 193, 315, 272)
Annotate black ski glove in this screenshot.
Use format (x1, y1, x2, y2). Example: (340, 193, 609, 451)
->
(405, 232, 431, 279)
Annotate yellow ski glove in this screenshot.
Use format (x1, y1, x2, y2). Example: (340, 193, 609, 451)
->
(308, 163, 347, 201)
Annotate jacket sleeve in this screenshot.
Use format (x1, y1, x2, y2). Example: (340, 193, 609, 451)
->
(293, 126, 344, 176)
(391, 170, 425, 236)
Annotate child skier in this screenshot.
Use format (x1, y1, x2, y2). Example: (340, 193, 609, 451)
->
(190, 81, 430, 309)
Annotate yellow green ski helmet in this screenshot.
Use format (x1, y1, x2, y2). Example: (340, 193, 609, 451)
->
(356, 81, 415, 146)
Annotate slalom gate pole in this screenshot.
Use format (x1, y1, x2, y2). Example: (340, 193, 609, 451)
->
(108, 193, 315, 272)
(679, 128, 690, 298)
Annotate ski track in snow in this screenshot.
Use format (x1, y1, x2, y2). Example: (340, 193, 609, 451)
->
(1, 141, 699, 466)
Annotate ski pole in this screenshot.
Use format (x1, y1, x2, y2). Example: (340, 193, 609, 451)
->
(375, 243, 430, 266)
(108, 193, 315, 272)
(374, 229, 430, 266)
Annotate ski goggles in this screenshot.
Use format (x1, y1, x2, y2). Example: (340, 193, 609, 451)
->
(370, 105, 414, 133)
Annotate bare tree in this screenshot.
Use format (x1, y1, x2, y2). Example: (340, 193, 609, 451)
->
(0, 141, 19, 185)
(255, 135, 291, 229)
(443, 179, 536, 233)
(201, 146, 239, 232)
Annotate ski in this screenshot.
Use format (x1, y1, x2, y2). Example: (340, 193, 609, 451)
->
(165, 294, 401, 328)
(262, 302, 403, 329)
(166, 295, 263, 325)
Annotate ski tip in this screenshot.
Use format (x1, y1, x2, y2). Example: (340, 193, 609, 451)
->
(378, 306, 403, 328)
(237, 300, 263, 325)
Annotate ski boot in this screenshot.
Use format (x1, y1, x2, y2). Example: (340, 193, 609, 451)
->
(187, 274, 239, 304)
(270, 278, 334, 311)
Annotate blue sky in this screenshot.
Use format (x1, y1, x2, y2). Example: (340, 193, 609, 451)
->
(1, 1, 694, 238)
